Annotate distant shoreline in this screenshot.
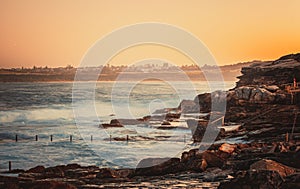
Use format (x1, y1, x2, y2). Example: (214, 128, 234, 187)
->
(0, 62, 255, 82)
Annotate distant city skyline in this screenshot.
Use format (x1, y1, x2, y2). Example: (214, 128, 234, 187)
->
(1, 1, 300, 68)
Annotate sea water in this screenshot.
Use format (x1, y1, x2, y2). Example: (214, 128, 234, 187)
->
(0, 81, 235, 171)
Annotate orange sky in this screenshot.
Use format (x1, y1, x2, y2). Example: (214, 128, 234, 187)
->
(1, 0, 300, 68)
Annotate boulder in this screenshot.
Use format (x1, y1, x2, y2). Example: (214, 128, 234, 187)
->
(250, 159, 296, 178)
(235, 86, 253, 100)
(264, 85, 279, 92)
(235, 86, 277, 103)
(202, 151, 224, 168)
(101, 119, 124, 128)
(194, 90, 227, 113)
(96, 168, 116, 178)
(134, 158, 181, 176)
(219, 170, 283, 189)
(219, 143, 237, 154)
(184, 158, 207, 172)
(179, 99, 199, 113)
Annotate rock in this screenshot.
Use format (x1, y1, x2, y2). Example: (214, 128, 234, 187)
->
(165, 112, 181, 120)
(219, 170, 283, 189)
(235, 86, 278, 103)
(187, 117, 224, 142)
(202, 168, 233, 182)
(25, 165, 45, 173)
(202, 151, 224, 168)
(250, 159, 296, 178)
(96, 168, 116, 178)
(178, 99, 199, 113)
(100, 119, 124, 128)
(161, 120, 171, 125)
(237, 53, 300, 87)
(117, 118, 146, 125)
(235, 86, 253, 100)
(280, 173, 300, 189)
(184, 158, 207, 172)
(110, 119, 121, 125)
(180, 151, 189, 162)
(134, 158, 181, 176)
(194, 90, 227, 113)
(264, 85, 279, 92)
(23, 180, 77, 189)
(0, 175, 19, 189)
(219, 143, 237, 154)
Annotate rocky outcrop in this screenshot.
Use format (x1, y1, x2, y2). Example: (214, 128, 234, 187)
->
(234, 85, 286, 104)
(133, 158, 182, 176)
(236, 53, 300, 87)
(219, 170, 284, 189)
(250, 159, 296, 177)
(194, 90, 227, 113)
(100, 119, 124, 128)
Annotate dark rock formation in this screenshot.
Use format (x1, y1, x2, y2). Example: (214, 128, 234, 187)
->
(250, 159, 296, 178)
(134, 158, 182, 176)
(219, 170, 284, 189)
(280, 173, 300, 189)
(100, 119, 124, 128)
(236, 53, 300, 87)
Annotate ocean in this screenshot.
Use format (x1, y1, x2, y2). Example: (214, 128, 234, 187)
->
(0, 81, 235, 171)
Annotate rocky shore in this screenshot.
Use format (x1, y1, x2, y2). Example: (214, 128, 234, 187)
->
(1, 54, 300, 188)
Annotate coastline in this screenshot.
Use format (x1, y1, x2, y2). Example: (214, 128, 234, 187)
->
(1, 54, 300, 188)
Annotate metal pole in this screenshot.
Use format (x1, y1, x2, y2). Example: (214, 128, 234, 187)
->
(9, 161, 11, 171)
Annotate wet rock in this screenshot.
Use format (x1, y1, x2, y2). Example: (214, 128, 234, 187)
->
(250, 159, 296, 178)
(202, 151, 224, 168)
(180, 151, 189, 163)
(96, 168, 116, 179)
(134, 158, 181, 176)
(23, 180, 77, 189)
(184, 158, 207, 172)
(117, 118, 145, 125)
(101, 119, 124, 128)
(202, 168, 233, 182)
(187, 118, 224, 142)
(280, 173, 300, 189)
(219, 170, 283, 189)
